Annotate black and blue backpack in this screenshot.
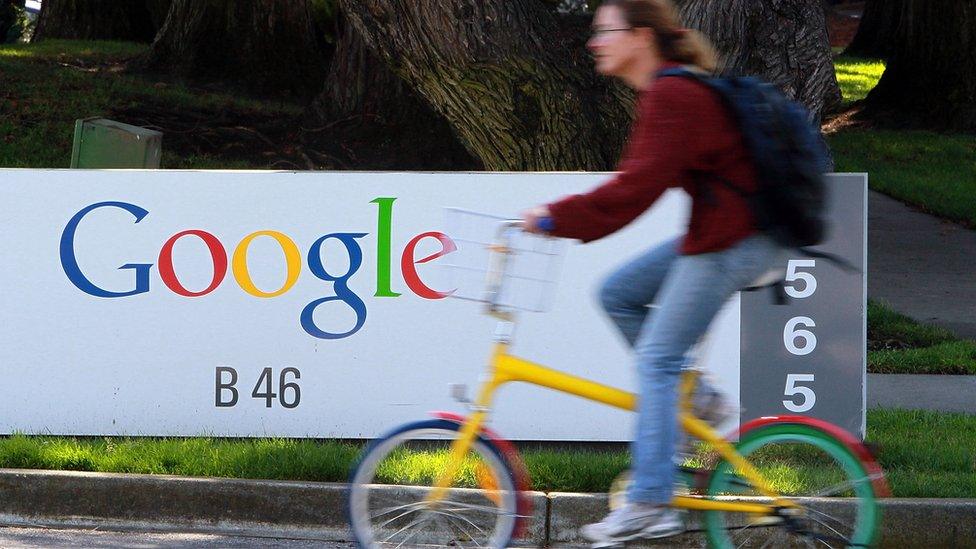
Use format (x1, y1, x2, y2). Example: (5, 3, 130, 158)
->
(657, 67, 831, 249)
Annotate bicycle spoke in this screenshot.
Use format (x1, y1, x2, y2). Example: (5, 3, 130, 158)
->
(369, 500, 428, 522)
(374, 504, 429, 532)
(436, 500, 510, 516)
(429, 507, 491, 540)
(811, 472, 884, 498)
(431, 512, 468, 548)
(804, 504, 855, 534)
(382, 513, 434, 546)
(733, 522, 763, 548)
(802, 513, 855, 546)
(437, 512, 484, 547)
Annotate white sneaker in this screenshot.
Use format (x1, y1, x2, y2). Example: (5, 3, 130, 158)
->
(580, 502, 684, 545)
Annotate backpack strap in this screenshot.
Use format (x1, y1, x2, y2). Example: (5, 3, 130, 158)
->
(796, 247, 859, 273)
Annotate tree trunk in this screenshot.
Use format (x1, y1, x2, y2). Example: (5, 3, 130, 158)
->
(32, 0, 156, 42)
(1, 0, 25, 44)
(310, 12, 429, 123)
(680, 0, 842, 121)
(146, 0, 173, 36)
(844, 0, 903, 59)
(135, 0, 325, 99)
(864, 0, 976, 131)
(339, 0, 837, 170)
(338, 0, 632, 171)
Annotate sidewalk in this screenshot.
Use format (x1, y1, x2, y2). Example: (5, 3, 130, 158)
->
(868, 373, 976, 413)
(868, 190, 976, 340)
(865, 190, 976, 414)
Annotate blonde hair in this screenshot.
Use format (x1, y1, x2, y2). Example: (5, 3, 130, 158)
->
(601, 0, 718, 73)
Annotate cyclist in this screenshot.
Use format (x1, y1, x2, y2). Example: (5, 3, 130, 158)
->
(522, 0, 783, 544)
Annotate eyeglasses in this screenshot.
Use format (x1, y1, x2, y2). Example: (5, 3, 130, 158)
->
(590, 27, 632, 39)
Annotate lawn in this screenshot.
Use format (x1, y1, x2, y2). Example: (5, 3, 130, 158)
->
(0, 408, 971, 497)
(867, 300, 976, 375)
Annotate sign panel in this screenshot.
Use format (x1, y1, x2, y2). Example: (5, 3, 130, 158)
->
(0, 170, 865, 439)
(739, 174, 867, 436)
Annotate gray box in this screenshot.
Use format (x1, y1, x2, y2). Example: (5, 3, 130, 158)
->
(70, 118, 162, 169)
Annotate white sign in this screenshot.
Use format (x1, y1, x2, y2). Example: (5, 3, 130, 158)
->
(0, 170, 861, 440)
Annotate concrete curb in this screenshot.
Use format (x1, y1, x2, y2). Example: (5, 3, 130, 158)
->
(1, 469, 973, 547)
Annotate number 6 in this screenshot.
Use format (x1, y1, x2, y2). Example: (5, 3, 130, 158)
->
(784, 374, 816, 412)
(784, 316, 817, 355)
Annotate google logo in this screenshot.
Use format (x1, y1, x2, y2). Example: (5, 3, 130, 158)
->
(59, 199, 456, 340)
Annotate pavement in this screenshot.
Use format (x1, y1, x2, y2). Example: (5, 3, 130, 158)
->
(868, 190, 976, 340)
(864, 190, 976, 415)
(868, 373, 976, 413)
(0, 526, 354, 548)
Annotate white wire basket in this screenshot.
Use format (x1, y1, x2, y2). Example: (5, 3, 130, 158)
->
(440, 208, 567, 313)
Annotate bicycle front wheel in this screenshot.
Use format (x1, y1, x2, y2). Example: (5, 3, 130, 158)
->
(704, 423, 881, 548)
(348, 419, 519, 548)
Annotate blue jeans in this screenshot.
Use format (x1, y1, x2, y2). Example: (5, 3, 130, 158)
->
(599, 234, 781, 504)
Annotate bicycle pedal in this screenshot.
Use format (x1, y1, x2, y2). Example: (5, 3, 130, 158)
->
(747, 514, 784, 527)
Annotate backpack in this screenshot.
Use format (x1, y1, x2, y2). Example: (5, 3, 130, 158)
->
(657, 67, 830, 249)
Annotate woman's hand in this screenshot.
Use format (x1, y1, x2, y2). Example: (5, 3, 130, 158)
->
(520, 206, 551, 234)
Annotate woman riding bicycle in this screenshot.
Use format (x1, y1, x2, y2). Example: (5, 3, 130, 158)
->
(522, 0, 783, 544)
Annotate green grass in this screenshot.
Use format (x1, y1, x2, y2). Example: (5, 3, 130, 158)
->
(0, 436, 361, 480)
(867, 300, 957, 349)
(867, 409, 976, 498)
(833, 55, 886, 105)
(870, 341, 976, 375)
(866, 301, 976, 375)
(829, 129, 976, 227)
(0, 40, 301, 169)
(0, 409, 972, 497)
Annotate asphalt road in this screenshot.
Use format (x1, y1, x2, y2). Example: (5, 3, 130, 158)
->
(0, 526, 357, 548)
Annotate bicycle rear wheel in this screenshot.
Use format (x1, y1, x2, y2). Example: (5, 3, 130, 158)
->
(348, 419, 519, 548)
(704, 423, 881, 548)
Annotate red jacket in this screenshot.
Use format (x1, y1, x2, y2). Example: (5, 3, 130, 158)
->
(547, 64, 758, 255)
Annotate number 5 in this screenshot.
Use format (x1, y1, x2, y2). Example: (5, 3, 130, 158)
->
(784, 374, 816, 412)
(785, 259, 816, 299)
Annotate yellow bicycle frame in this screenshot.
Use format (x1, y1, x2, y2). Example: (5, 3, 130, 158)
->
(428, 342, 797, 515)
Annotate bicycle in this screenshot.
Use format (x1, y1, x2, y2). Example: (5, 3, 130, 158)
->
(347, 211, 889, 548)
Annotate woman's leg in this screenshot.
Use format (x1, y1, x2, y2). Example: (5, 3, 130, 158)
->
(628, 236, 781, 504)
(598, 237, 681, 346)
(600, 236, 725, 454)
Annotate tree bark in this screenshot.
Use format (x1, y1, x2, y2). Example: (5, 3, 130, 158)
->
(844, 0, 903, 59)
(135, 0, 325, 99)
(1, 0, 25, 44)
(338, 0, 632, 171)
(680, 0, 842, 121)
(864, 0, 976, 131)
(32, 0, 156, 42)
(146, 0, 173, 36)
(310, 12, 429, 123)
(339, 0, 837, 170)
